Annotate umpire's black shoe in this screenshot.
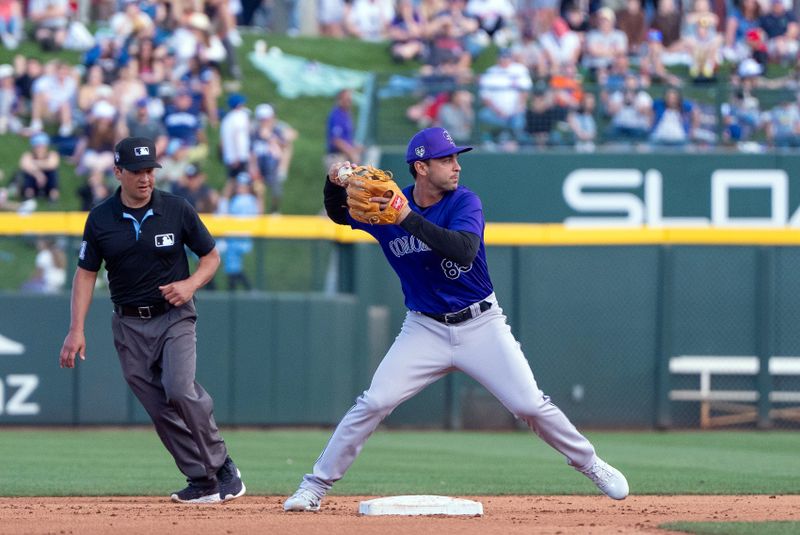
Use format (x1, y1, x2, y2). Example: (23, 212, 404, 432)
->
(217, 455, 246, 502)
(170, 481, 222, 504)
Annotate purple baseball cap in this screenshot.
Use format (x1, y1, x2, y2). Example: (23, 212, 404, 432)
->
(405, 127, 472, 163)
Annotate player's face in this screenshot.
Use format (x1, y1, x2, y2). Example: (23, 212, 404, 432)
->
(424, 154, 461, 194)
(115, 166, 156, 207)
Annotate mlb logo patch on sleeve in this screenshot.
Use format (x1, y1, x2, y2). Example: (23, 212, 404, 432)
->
(155, 234, 175, 247)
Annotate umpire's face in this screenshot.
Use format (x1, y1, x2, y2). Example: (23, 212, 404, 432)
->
(114, 165, 156, 208)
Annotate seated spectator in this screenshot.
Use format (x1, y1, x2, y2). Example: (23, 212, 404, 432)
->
(582, 7, 628, 75)
(317, 0, 347, 37)
(509, 25, 547, 78)
(345, 0, 394, 42)
(77, 65, 113, 120)
(693, 17, 722, 81)
(83, 29, 124, 84)
(162, 86, 207, 162)
(465, 0, 516, 46)
(122, 97, 168, 156)
(562, 2, 590, 36)
(764, 96, 800, 147)
(524, 88, 568, 147)
(220, 93, 251, 178)
(112, 59, 148, 118)
(20, 238, 66, 294)
(650, 0, 687, 66)
(155, 138, 192, 189)
(250, 103, 297, 214)
(0, 63, 21, 134)
(539, 17, 582, 76)
(181, 55, 222, 128)
(19, 132, 60, 202)
(388, 0, 426, 63)
(14, 56, 43, 116)
(723, 0, 762, 62)
(0, 0, 22, 50)
(549, 61, 584, 110)
(567, 91, 598, 151)
(759, 0, 799, 64)
(615, 0, 647, 57)
(424, 13, 474, 75)
(650, 87, 698, 146)
(477, 48, 532, 142)
(130, 38, 166, 98)
(29, 60, 77, 136)
(605, 73, 654, 141)
(429, 0, 485, 60)
(436, 89, 475, 143)
(72, 100, 118, 192)
(171, 164, 218, 213)
(109, 0, 155, 46)
(28, 0, 69, 51)
(217, 172, 264, 291)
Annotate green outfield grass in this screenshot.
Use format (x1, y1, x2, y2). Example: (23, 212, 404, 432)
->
(0, 428, 798, 497)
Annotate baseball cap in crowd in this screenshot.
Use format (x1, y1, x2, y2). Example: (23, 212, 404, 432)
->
(185, 164, 201, 177)
(255, 103, 275, 120)
(228, 93, 246, 109)
(738, 58, 763, 78)
(406, 127, 472, 163)
(114, 137, 163, 171)
(30, 132, 50, 147)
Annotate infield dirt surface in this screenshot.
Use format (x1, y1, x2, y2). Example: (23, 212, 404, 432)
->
(1, 495, 799, 534)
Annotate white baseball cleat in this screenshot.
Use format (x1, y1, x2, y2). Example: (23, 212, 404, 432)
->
(284, 488, 322, 512)
(579, 457, 629, 500)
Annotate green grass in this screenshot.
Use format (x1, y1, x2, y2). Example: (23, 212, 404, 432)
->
(663, 521, 800, 534)
(0, 429, 798, 496)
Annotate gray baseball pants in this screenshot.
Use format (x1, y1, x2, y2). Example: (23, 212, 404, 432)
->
(299, 294, 597, 496)
(112, 301, 227, 484)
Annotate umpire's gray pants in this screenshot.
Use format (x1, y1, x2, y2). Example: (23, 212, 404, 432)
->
(112, 301, 227, 484)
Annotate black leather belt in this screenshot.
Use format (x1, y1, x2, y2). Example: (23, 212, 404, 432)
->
(114, 302, 171, 319)
(422, 300, 492, 325)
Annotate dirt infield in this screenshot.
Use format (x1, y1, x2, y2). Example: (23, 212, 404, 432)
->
(1, 495, 798, 535)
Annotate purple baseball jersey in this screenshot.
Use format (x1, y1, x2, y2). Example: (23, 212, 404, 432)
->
(349, 184, 493, 314)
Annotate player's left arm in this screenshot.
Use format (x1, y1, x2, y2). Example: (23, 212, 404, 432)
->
(400, 212, 480, 266)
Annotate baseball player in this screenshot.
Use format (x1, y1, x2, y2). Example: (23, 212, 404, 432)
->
(284, 127, 629, 512)
(58, 137, 245, 504)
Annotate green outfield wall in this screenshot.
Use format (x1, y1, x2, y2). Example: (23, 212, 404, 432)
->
(1, 243, 799, 429)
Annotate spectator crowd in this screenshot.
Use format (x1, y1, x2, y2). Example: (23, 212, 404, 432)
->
(352, 0, 800, 151)
(6, 0, 800, 293)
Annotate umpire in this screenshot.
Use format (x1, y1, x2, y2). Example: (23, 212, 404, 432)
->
(59, 136, 245, 504)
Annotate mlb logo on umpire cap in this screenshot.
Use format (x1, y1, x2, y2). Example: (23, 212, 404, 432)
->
(114, 136, 163, 171)
(405, 127, 473, 164)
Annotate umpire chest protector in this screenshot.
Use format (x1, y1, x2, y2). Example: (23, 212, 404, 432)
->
(78, 187, 215, 306)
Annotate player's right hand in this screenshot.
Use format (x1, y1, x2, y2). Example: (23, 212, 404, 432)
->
(59, 330, 86, 369)
(328, 161, 355, 187)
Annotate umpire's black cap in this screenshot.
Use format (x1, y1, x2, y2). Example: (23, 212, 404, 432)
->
(114, 136, 163, 171)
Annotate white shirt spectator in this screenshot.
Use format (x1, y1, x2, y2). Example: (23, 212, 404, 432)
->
(479, 58, 533, 117)
(539, 26, 582, 67)
(347, 0, 394, 42)
(220, 106, 251, 168)
(35, 247, 66, 293)
(466, 0, 515, 31)
(32, 69, 77, 113)
(28, 0, 69, 29)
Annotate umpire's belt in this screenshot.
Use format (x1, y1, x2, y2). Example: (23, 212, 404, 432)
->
(114, 302, 171, 319)
(421, 300, 492, 325)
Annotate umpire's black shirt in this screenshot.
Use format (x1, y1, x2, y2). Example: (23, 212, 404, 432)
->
(78, 187, 216, 306)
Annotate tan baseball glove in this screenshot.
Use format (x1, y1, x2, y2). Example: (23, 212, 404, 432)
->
(345, 165, 408, 225)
